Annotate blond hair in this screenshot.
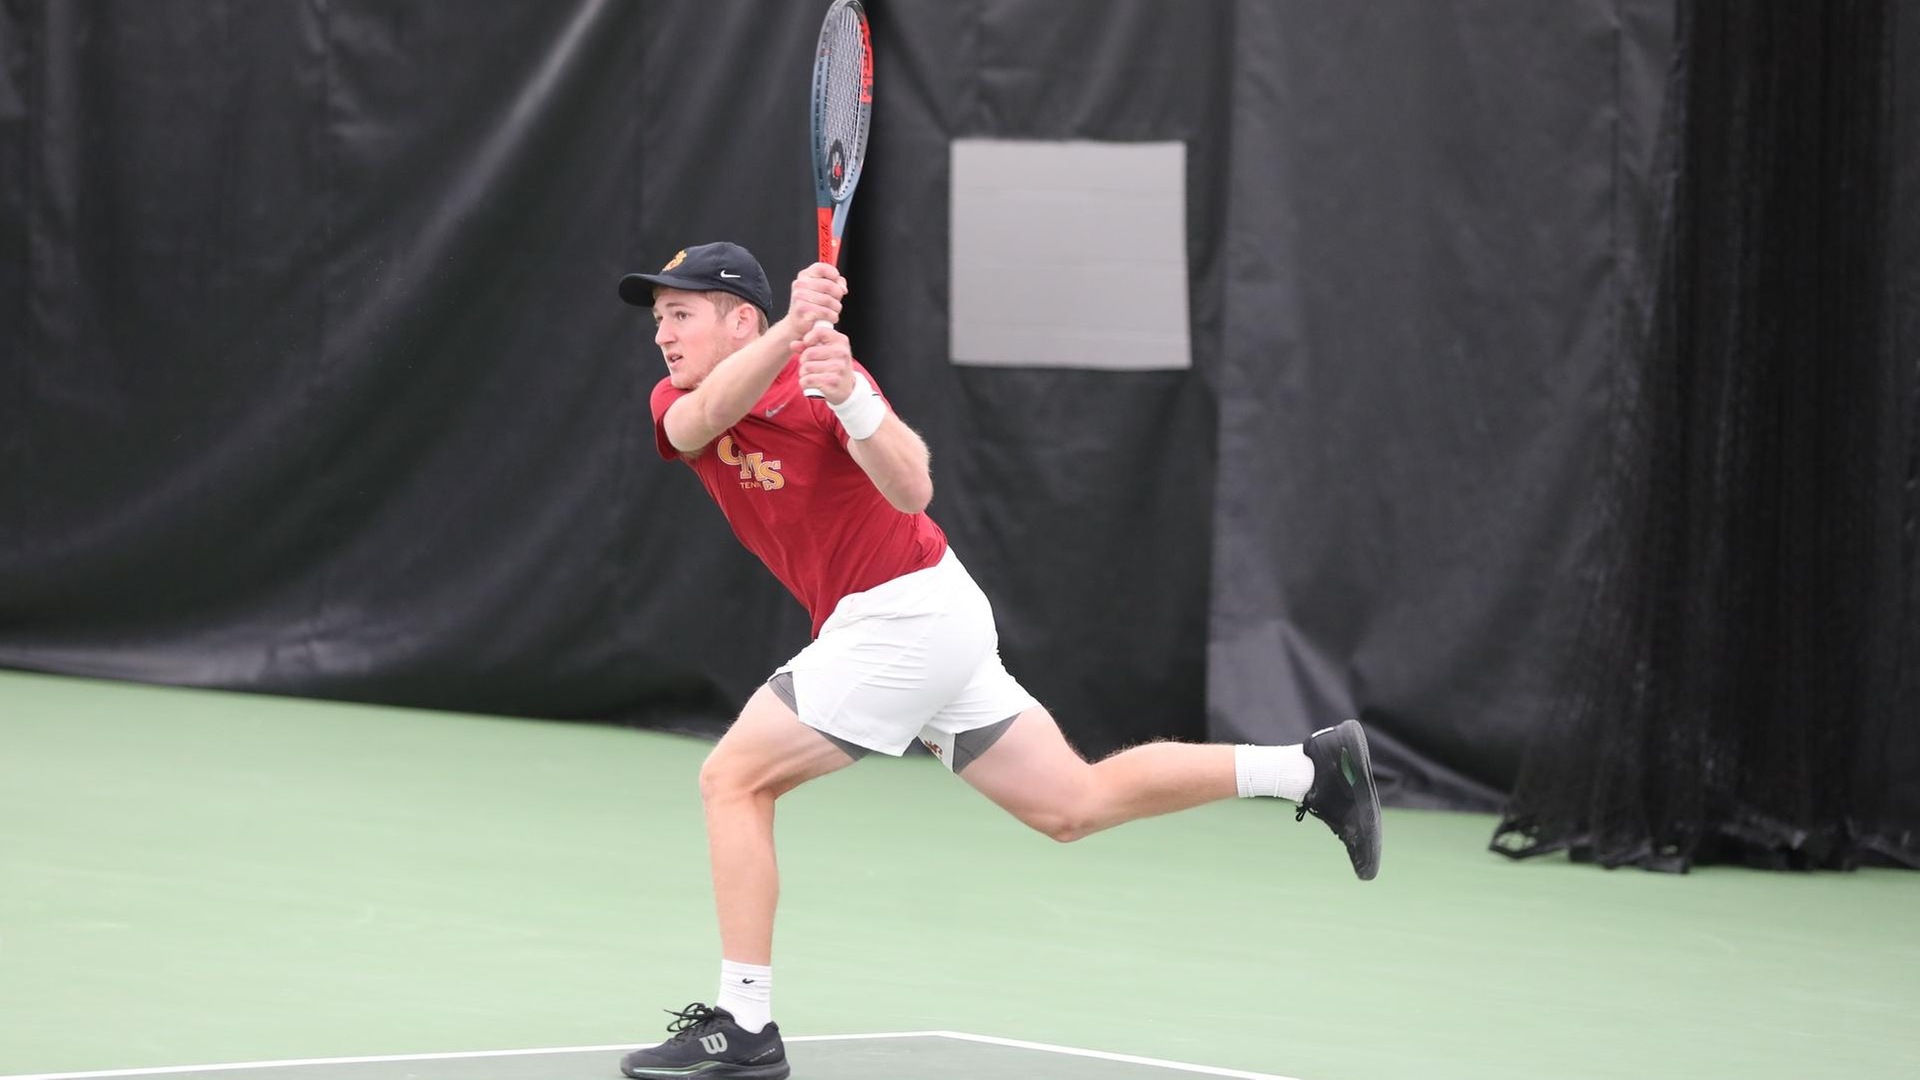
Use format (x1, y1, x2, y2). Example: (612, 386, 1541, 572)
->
(706, 290, 770, 334)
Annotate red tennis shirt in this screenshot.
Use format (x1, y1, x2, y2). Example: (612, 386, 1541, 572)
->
(651, 358, 948, 637)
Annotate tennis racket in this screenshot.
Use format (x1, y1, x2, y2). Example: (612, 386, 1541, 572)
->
(802, 0, 873, 397)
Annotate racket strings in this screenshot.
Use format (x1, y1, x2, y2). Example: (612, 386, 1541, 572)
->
(820, 11, 868, 198)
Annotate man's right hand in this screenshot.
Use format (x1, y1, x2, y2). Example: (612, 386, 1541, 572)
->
(785, 263, 846, 344)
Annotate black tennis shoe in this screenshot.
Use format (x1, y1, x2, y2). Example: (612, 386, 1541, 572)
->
(620, 1003, 789, 1080)
(1297, 719, 1383, 880)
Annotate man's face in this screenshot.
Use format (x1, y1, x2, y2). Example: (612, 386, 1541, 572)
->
(651, 289, 740, 390)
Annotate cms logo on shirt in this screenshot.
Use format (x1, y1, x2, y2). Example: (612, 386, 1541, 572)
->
(718, 435, 784, 491)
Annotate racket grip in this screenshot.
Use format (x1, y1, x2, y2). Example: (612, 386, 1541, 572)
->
(801, 319, 833, 398)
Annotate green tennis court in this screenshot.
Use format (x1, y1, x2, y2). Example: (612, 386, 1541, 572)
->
(2, 670, 1914, 1080)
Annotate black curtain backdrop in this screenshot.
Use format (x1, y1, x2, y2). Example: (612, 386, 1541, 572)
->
(2, 1, 670, 719)
(1208, 1, 1675, 808)
(2, 1, 1914, 831)
(1493, 0, 1920, 869)
(1896, 0, 1920, 849)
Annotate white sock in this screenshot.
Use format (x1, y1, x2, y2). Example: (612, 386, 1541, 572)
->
(717, 960, 772, 1033)
(1235, 744, 1314, 802)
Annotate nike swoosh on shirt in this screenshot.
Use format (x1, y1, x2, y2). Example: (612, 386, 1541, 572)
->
(764, 403, 788, 417)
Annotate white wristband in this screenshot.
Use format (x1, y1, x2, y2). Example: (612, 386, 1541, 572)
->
(829, 373, 888, 440)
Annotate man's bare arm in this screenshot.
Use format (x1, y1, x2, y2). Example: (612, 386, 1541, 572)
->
(662, 264, 845, 453)
(662, 317, 806, 453)
(846, 415, 933, 513)
(792, 321, 934, 513)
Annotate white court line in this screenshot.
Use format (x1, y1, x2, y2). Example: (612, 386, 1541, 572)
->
(0, 1034, 943, 1080)
(928, 1031, 1301, 1080)
(0, 1030, 1299, 1080)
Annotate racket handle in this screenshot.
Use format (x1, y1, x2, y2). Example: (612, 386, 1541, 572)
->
(802, 319, 832, 397)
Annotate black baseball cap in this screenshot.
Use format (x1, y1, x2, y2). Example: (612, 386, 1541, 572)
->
(619, 242, 775, 320)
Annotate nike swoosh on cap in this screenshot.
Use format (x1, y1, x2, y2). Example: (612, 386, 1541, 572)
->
(719, 270, 742, 279)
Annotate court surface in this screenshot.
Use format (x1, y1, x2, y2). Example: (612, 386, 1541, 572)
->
(3, 1032, 1297, 1080)
(3, 671, 1915, 1080)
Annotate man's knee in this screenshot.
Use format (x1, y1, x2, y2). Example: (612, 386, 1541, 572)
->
(699, 737, 826, 805)
(699, 748, 769, 805)
(1015, 793, 1100, 843)
(1033, 812, 1096, 844)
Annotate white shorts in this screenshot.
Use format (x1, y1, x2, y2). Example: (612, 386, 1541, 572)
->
(775, 548, 1039, 765)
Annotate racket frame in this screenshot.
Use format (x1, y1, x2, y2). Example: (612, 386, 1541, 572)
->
(803, 0, 874, 397)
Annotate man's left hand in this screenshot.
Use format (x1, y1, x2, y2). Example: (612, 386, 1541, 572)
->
(797, 323, 856, 404)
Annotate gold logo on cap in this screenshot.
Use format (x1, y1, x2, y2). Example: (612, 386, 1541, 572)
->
(662, 250, 688, 271)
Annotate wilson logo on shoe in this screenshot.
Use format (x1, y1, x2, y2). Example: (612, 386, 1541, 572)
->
(698, 1033, 730, 1055)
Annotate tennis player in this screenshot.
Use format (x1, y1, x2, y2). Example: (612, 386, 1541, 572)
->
(615, 242, 1383, 1080)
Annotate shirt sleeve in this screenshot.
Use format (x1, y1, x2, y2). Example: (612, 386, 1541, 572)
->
(650, 377, 692, 460)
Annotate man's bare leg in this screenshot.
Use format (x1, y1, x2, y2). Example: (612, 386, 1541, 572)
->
(957, 707, 1382, 883)
(956, 706, 1254, 842)
(699, 683, 858, 964)
(623, 685, 850, 1080)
